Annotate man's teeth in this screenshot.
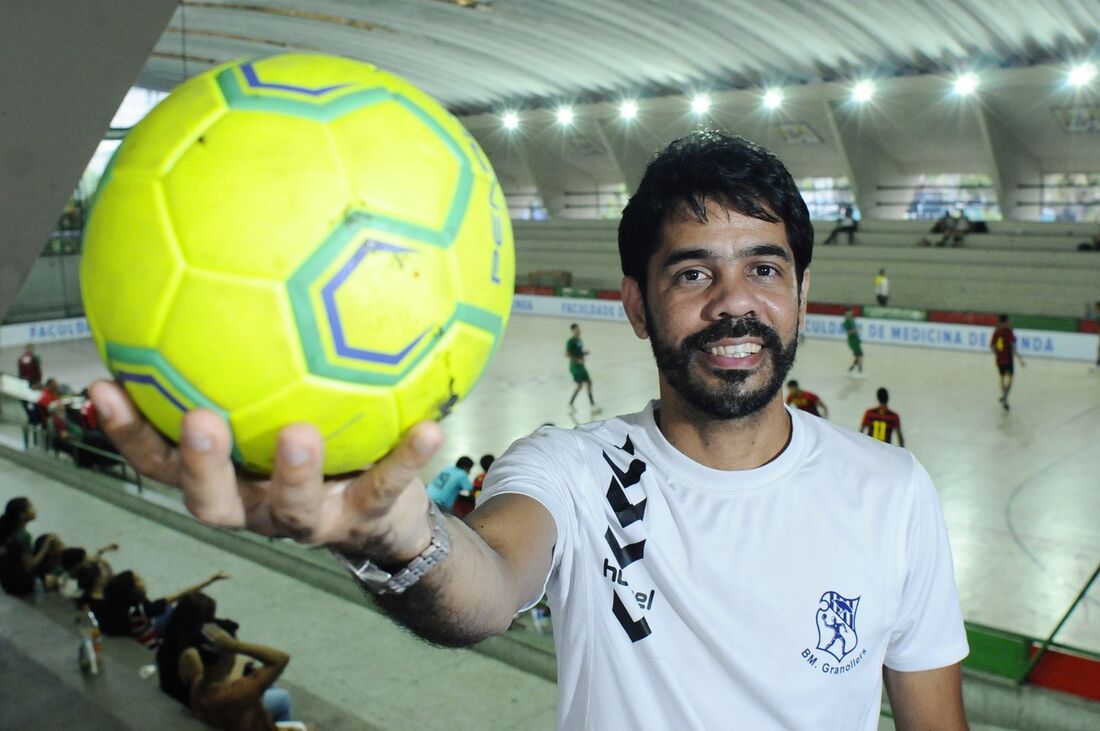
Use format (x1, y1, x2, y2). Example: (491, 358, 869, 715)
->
(708, 343, 762, 358)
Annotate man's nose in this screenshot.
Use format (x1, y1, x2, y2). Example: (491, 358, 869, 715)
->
(700, 273, 756, 322)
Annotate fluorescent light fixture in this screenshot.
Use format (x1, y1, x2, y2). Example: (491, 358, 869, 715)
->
(691, 93, 710, 114)
(954, 72, 979, 95)
(1069, 62, 1097, 87)
(852, 80, 875, 103)
(555, 106, 574, 125)
(763, 88, 783, 109)
(502, 111, 519, 130)
(620, 99, 638, 120)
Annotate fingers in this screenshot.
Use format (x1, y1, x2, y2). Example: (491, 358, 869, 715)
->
(330, 421, 443, 554)
(354, 421, 443, 510)
(266, 423, 327, 541)
(90, 380, 182, 484)
(178, 409, 247, 528)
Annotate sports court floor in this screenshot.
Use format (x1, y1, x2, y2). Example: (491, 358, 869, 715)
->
(1, 312, 1098, 728)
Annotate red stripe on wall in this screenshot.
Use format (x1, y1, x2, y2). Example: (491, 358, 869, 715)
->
(928, 311, 1000, 326)
(1028, 647, 1100, 702)
(515, 285, 556, 296)
(807, 303, 857, 316)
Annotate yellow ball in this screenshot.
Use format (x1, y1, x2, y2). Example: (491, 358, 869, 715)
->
(81, 54, 514, 474)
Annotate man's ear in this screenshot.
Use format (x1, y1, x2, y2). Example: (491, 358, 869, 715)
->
(797, 269, 811, 334)
(621, 276, 649, 339)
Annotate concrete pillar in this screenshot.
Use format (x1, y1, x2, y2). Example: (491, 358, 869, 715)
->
(0, 0, 179, 321)
(972, 101, 1041, 222)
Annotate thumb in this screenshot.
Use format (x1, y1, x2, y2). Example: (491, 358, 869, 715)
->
(351, 421, 444, 512)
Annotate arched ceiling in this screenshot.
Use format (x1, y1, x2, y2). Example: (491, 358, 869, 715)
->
(141, 0, 1100, 114)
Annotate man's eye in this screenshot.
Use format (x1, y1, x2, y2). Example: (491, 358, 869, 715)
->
(754, 264, 778, 277)
(679, 270, 705, 282)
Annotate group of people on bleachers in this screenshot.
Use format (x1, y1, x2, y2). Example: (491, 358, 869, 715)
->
(426, 453, 495, 518)
(917, 210, 972, 247)
(15, 344, 122, 468)
(0, 495, 311, 730)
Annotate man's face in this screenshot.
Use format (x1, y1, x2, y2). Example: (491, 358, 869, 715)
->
(624, 202, 808, 420)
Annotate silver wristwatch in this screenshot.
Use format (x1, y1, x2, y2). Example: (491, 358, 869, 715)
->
(330, 501, 451, 595)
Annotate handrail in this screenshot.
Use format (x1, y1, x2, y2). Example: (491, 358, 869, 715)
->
(1018, 561, 1100, 685)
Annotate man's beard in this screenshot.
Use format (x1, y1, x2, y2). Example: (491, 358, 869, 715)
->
(646, 307, 799, 420)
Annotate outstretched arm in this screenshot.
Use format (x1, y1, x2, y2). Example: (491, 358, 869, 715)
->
(90, 380, 557, 647)
(163, 571, 230, 605)
(883, 663, 967, 730)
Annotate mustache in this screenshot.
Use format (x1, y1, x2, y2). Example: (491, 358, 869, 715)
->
(683, 316, 782, 351)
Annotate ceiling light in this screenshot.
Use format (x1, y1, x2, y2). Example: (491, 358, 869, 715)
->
(619, 100, 638, 120)
(502, 111, 519, 130)
(691, 93, 710, 115)
(1069, 62, 1097, 87)
(954, 72, 979, 96)
(852, 80, 875, 103)
(556, 106, 574, 125)
(763, 88, 783, 109)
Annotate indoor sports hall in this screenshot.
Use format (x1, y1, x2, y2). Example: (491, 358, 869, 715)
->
(3, 2, 1100, 730)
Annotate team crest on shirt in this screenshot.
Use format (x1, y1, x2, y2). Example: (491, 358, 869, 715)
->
(815, 591, 860, 661)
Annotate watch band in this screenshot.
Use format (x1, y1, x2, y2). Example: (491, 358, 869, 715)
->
(330, 501, 451, 595)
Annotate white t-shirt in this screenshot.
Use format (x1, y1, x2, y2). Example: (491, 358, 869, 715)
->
(481, 402, 967, 730)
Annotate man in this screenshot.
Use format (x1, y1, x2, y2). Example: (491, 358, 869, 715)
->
(861, 388, 904, 447)
(991, 314, 1024, 411)
(822, 205, 856, 245)
(425, 456, 474, 511)
(874, 269, 889, 306)
(179, 621, 298, 730)
(843, 308, 864, 375)
(785, 379, 828, 418)
(91, 132, 968, 729)
(565, 323, 595, 409)
(33, 378, 62, 428)
(17, 344, 42, 387)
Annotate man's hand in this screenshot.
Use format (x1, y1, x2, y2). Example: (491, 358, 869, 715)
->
(89, 380, 443, 560)
(204, 571, 231, 587)
(200, 622, 237, 650)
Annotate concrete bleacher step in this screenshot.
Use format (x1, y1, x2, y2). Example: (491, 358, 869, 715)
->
(0, 589, 373, 731)
(0, 590, 206, 730)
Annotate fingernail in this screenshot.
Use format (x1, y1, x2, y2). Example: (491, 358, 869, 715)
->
(412, 433, 434, 456)
(95, 401, 112, 420)
(184, 431, 212, 453)
(286, 446, 310, 467)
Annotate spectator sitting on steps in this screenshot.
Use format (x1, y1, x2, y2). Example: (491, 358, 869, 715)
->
(822, 205, 857, 245)
(942, 210, 970, 247)
(180, 621, 307, 730)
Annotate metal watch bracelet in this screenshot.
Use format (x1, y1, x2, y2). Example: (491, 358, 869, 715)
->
(330, 501, 451, 595)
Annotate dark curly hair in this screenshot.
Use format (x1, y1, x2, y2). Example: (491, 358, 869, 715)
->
(618, 130, 814, 298)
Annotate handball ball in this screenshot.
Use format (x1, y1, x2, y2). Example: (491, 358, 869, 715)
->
(81, 54, 514, 475)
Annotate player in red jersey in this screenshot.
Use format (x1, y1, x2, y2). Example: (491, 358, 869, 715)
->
(861, 388, 904, 447)
(785, 380, 828, 418)
(990, 314, 1024, 411)
(17, 344, 42, 387)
